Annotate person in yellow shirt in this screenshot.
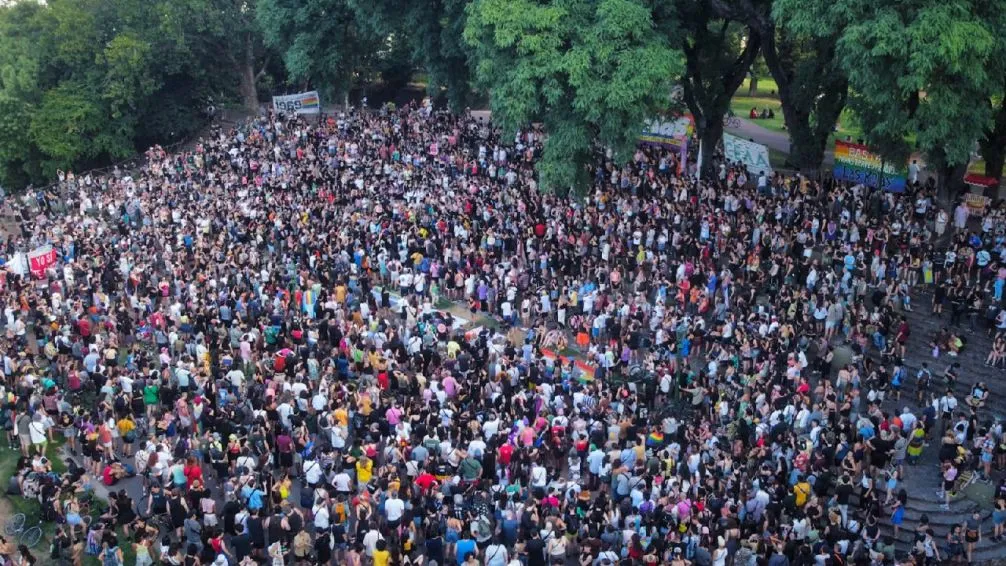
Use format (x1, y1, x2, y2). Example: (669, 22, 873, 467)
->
(357, 391, 373, 417)
(356, 456, 373, 487)
(334, 406, 349, 427)
(372, 539, 390, 566)
(794, 475, 811, 507)
(446, 339, 461, 359)
(116, 416, 136, 457)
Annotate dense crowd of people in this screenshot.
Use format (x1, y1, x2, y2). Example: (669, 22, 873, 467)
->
(0, 101, 1005, 566)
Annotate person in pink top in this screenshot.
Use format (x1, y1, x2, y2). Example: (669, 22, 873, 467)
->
(519, 424, 535, 447)
(442, 373, 458, 398)
(384, 403, 402, 426)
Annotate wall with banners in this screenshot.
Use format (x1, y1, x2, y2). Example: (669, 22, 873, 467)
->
(639, 115, 694, 148)
(833, 140, 907, 192)
(272, 91, 321, 115)
(723, 133, 772, 176)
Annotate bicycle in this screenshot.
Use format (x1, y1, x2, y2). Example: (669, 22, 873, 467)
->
(723, 114, 742, 129)
(3, 512, 43, 549)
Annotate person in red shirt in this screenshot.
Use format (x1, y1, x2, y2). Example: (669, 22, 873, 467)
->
(77, 317, 91, 340)
(415, 470, 438, 493)
(498, 442, 514, 466)
(183, 456, 203, 488)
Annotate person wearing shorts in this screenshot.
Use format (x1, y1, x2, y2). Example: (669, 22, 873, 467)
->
(992, 497, 1006, 542)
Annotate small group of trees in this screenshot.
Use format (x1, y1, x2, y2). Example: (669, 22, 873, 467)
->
(469, 0, 1006, 192)
(1, 0, 1003, 192)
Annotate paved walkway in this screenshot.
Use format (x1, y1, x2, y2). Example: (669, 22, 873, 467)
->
(725, 118, 837, 165)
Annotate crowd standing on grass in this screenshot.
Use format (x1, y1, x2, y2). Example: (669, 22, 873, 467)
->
(0, 102, 1005, 566)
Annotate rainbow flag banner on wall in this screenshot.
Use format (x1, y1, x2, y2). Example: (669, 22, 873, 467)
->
(833, 140, 907, 192)
(272, 91, 321, 115)
(639, 114, 694, 148)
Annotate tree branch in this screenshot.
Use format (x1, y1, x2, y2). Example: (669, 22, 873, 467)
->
(709, 0, 771, 34)
(721, 31, 761, 104)
(759, 24, 790, 94)
(255, 55, 272, 81)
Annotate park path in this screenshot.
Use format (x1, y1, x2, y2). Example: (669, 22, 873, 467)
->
(725, 118, 837, 165)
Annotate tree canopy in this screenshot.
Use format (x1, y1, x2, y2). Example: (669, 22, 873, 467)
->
(1, 0, 1005, 191)
(0, 0, 267, 187)
(464, 0, 682, 193)
(783, 0, 1006, 180)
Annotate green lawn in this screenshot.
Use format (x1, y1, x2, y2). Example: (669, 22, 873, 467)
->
(730, 77, 864, 145)
(0, 437, 69, 565)
(0, 438, 141, 566)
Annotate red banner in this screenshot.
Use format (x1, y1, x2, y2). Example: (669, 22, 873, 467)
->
(27, 245, 57, 278)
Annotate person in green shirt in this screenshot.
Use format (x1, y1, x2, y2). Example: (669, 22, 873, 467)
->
(460, 456, 482, 482)
(143, 382, 159, 419)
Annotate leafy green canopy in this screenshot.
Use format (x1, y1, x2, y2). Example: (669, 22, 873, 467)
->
(349, 0, 475, 110)
(256, 0, 388, 103)
(0, 0, 254, 188)
(790, 0, 1006, 168)
(464, 0, 682, 194)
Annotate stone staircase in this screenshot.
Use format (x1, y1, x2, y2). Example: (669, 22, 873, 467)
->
(857, 289, 1006, 562)
(894, 291, 1006, 419)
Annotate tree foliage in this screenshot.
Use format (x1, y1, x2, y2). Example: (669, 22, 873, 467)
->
(788, 0, 1005, 175)
(652, 1, 759, 178)
(464, 0, 682, 194)
(708, 0, 849, 176)
(256, 0, 385, 103)
(0, 0, 267, 188)
(349, 0, 475, 110)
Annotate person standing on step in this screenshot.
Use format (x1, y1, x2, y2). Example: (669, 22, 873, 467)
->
(963, 509, 982, 564)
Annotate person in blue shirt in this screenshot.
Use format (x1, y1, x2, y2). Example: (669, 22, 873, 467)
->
(241, 482, 265, 512)
(454, 536, 476, 566)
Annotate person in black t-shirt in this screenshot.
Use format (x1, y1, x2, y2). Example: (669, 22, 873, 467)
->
(231, 524, 251, 562)
(525, 529, 546, 566)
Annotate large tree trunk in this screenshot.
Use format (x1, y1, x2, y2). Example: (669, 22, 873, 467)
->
(985, 147, 1005, 185)
(680, 22, 761, 180)
(760, 29, 847, 180)
(945, 162, 968, 197)
(979, 97, 1006, 187)
(748, 74, 758, 96)
(934, 153, 968, 199)
(237, 33, 260, 112)
(698, 118, 725, 179)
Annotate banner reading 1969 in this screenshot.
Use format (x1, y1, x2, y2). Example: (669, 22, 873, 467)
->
(833, 140, 907, 193)
(272, 91, 321, 115)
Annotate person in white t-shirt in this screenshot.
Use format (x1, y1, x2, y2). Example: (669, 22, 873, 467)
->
(384, 492, 405, 527)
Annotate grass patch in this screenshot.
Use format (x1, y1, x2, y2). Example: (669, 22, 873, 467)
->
(729, 95, 785, 133)
(739, 76, 780, 97)
(731, 77, 864, 146)
(0, 437, 69, 564)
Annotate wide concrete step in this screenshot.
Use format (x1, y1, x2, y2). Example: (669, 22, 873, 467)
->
(878, 523, 1006, 561)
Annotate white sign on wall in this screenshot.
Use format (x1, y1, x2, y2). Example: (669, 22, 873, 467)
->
(723, 132, 772, 176)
